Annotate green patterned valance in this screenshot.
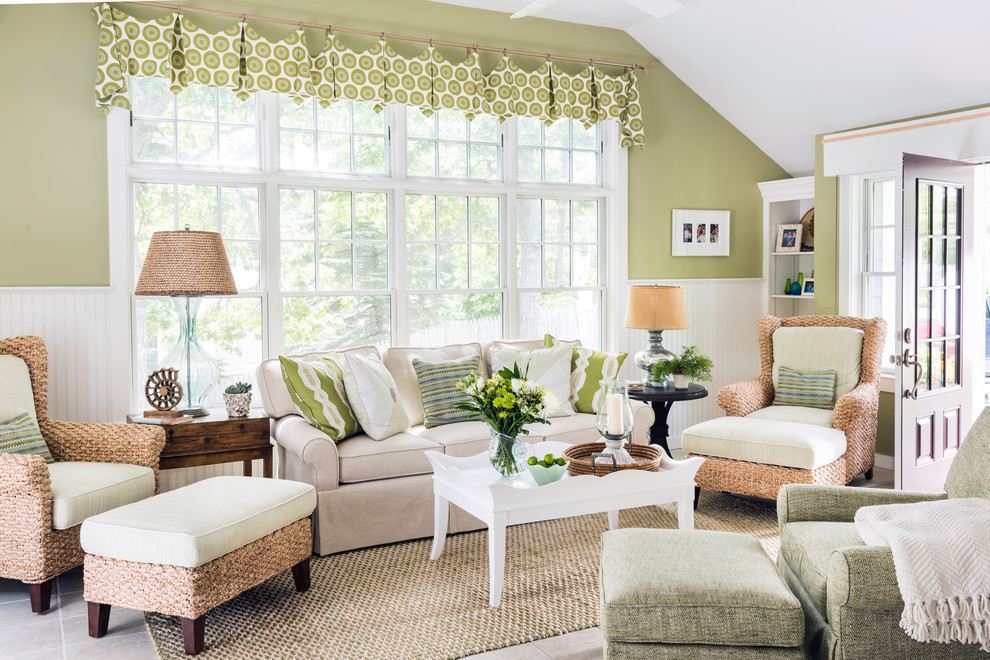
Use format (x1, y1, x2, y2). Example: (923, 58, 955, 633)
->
(94, 4, 644, 147)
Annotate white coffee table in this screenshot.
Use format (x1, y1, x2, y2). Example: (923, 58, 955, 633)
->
(426, 440, 705, 607)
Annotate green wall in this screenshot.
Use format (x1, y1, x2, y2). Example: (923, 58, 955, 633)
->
(0, 0, 785, 286)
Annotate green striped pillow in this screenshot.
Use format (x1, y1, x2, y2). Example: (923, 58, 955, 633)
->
(544, 335, 627, 414)
(773, 366, 836, 410)
(0, 412, 53, 463)
(412, 355, 481, 428)
(279, 355, 360, 442)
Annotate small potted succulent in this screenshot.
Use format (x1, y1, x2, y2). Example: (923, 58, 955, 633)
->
(223, 381, 252, 417)
(650, 346, 714, 390)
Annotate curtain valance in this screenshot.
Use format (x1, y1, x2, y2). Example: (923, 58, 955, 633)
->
(94, 4, 645, 147)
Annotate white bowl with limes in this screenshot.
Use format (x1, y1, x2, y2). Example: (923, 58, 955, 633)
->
(527, 453, 569, 486)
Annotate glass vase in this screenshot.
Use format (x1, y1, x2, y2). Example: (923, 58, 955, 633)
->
(488, 429, 531, 478)
(595, 380, 636, 464)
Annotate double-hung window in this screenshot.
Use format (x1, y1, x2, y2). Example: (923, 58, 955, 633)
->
(124, 79, 621, 407)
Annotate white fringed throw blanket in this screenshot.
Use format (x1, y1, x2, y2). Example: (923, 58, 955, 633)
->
(854, 498, 990, 651)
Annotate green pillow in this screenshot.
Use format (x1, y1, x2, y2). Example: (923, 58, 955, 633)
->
(545, 335, 628, 414)
(279, 355, 360, 442)
(0, 412, 53, 463)
(773, 365, 836, 410)
(412, 355, 482, 428)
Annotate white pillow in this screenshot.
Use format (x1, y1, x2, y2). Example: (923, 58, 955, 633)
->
(341, 353, 411, 441)
(490, 345, 575, 417)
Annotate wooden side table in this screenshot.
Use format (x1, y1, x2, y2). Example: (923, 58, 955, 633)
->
(628, 383, 709, 455)
(128, 409, 272, 478)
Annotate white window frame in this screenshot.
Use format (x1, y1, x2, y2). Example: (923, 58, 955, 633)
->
(108, 91, 628, 410)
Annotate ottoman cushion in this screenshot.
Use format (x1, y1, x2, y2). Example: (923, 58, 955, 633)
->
(48, 462, 155, 530)
(600, 529, 803, 647)
(80, 476, 315, 568)
(682, 416, 846, 470)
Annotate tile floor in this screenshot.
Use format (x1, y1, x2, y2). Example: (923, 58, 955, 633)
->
(1, 465, 893, 660)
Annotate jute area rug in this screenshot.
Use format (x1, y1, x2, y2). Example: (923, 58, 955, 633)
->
(145, 490, 778, 659)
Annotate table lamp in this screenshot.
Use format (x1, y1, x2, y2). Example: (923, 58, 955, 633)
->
(135, 227, 238, 416)
(623, 285, 689, 387)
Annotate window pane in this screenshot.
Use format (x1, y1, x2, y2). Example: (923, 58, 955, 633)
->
(517, 117, 542, 146)
(471, 115, 498, 143)
(279, 96, 314, 130)
(438, 111, 467, 141)
(217, 89, 255, 124)
(517, 244, 542, 287)
(354, 243, 388, 290)
(319, 242, 352, 290)
(406, 107, 498, 181)
(408, 139, 436, 177)
(224, 240, 260, 291)
(544, 149, 569, 182)
(572, 124, 597, 150)
(280, 100, 386, 175)
(573, 150, 598, 185)
(572, 200, 598, 243)
(280, 189, 315, 239)
(407, 243, 436, 289)
(408, 293, 502, 345)
(518, 147, 542, 181)
(318, 133, 351, 172)
(470, 144, 498, 179)
(176, 85, 216, 122)
(280, 130, 316, 171)
(519, 290, 601, 348)
(438, 141, 468, 178)
(131, 77, 174, 119)
(177, 122, 219, 165)
(281, 241, 316, 291)
(438, 197, 468, 242)
(517, 198, 542, 242)
(221, 187, 259, 239)
(355, 193, 387, 240)
(406, 194, 436, 240)
(572, 245, 598, 286)
(438, 244, 468, 289)
(178, 185, 218, 231)
(407, 111, 435, 138)
(518, 119, 599, 184)
(317, 191, 351, 240)
(471, 244, 499, 288)
(545, 120, 569, 148)
(544, 243, 570, 287)
(471, 197, 499, 242)
(134, 183, 175, 236)
(133, 120, 176, 162)
(354, 135, 386, 173)
(283, 295, 391, 352)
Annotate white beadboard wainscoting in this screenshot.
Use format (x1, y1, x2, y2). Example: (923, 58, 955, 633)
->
(616, 279, 767, 450)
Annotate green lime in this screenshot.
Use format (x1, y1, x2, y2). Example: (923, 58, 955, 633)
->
(543, 454, 555, 464)
(555, 457, 567, 466)
(527, 456, 538, 466)
(541, 461, 551, 468)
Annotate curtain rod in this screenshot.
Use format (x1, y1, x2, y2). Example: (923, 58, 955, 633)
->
(119, 1, 649, 72)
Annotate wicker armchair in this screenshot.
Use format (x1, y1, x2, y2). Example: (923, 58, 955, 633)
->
(0, 336, 165, 612)
(683, 315, 887, 501)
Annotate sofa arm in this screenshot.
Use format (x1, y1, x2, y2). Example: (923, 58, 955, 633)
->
(272, 415, 341, 491)
(717, 376, 773, 416)
(778, 484, 947, 529)
(827, 545, 903, 619)
(631, 401, 654, 445)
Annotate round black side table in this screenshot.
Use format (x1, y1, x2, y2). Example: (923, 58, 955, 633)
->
(628, 383, 709, 455)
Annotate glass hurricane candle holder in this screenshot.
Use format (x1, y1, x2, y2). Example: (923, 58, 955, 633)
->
(595, 380, 636, 465)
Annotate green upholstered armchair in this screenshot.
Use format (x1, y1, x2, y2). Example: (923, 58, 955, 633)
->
(776, 407, 990, 659)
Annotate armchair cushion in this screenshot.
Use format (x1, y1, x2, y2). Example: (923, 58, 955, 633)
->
(0, 355, 38, 425)
(772, 327, 864, 400)
(779, 520, 864, 614)
(682, 416, 846, 469)
(48, 462, 154, 530)
(0, 412, 53, 463)
(747, 405, 833, 428)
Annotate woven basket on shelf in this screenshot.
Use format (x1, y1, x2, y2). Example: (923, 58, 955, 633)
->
(563, 442, 662, 476)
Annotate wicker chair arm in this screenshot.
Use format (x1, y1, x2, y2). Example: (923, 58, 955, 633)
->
(827, 545, 903, 616)
(777, 483, 947, 529)
(41, 419, 165, 472)
(717, 376, 773, 416)
(833, 382, 879, 432)
(0, 452, 53, 543)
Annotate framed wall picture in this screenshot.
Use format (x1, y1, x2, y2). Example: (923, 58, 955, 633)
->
(671, 209, 730, 257)
(775, 224, 803, 253)
(802, 278, 815, 296)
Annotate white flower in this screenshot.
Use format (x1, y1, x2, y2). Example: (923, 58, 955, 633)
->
(511, 378, 525, 393)
(541, 390, 560, 417)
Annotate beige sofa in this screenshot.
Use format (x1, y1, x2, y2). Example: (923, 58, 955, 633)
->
(257, 339, 654, 555)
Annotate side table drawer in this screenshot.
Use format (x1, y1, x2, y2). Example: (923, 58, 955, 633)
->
(163, 418, 270, 456)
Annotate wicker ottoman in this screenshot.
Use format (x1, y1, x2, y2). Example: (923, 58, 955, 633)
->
(601, 529, 804, 659)
(80, 476, 316, 655)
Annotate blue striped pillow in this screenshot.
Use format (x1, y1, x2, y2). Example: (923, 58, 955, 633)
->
(0, 412, 54, 463)
(413, 356, 481, 428)
(773, 366, 836, 410)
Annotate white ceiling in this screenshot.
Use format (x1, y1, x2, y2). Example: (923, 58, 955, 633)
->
(431, 0, 990, 175)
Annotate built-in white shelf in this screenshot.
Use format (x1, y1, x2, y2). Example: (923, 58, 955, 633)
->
(758, 176, 816, 319)
(771, 295, 815, 300)
(772, 251, 815, 257)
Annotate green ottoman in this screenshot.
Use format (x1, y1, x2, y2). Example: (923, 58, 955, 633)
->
(600, 529, 805, 659)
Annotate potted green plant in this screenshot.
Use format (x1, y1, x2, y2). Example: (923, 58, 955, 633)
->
(650, 346, 714, 390)
(223, 381, 252, 417)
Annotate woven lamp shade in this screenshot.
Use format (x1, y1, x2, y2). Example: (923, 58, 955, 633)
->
(135, 230, 237, 296)
(624, 285, 689, 330)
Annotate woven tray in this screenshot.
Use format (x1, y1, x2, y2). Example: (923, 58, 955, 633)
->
(563, 442, 662, 476)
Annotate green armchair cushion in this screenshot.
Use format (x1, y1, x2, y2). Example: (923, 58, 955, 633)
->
(779, 520, 864, 614)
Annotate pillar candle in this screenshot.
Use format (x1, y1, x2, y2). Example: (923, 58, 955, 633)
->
(606, 392, 622, 435)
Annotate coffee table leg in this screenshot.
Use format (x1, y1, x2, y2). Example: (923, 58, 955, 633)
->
(607, 510, 619, 530)
(429, 493, 449, 560)
(678, 491, 695, 530)
(488, 514, 507, 607)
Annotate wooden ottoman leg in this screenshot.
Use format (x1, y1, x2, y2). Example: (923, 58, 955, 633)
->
(88, 602, 111, 637)
(181, 615, 205, 655)
(291, 558, 311, 592)
(28, 579, 53, 613)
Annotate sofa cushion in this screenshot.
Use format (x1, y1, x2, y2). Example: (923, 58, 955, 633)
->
(773, 366, 836, 410)
(490, 345, 575, 417)
(413, 355, 481, 428)
(257, 346, 379, 419)
(336, 432, 441, 483)
(747, 405, 834, 428)
(601, 529, 804, 647)
(411, 421, 491, 458)
(772, 327, 864, 400)
(48, 462, 155, 530)
(384, 343, 485, 427)
(545, 334, 626, 414)
(780, 521, 865, 615)
(80, 476, 315, 568)
(341, 353, 410, 441)
(278, 355, 359, 442)
(682, 417, 846, 469)
(522, 413, 598, 445)
(0, 412, 53, 463)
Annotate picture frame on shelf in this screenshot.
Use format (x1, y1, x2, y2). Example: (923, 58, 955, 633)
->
(671, 209, 730, 257)
(803, 278, 815, 296)
(775, 224, 802, 253)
